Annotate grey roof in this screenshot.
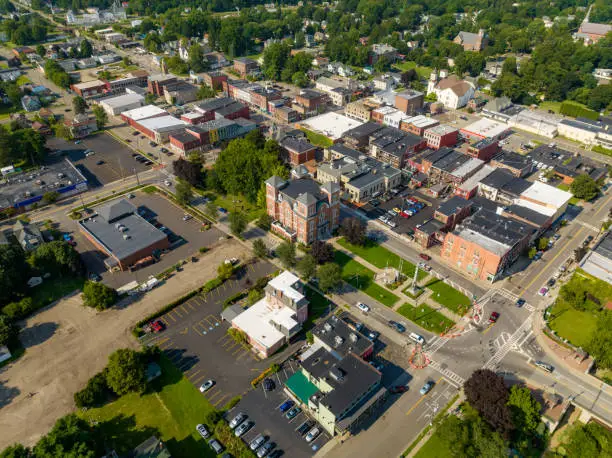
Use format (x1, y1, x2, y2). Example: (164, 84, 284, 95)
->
(457, 31, 482, 45)
(79, 200, 168, 262)
(278, 178, 327, 206)
(559, 118, 604, 134)
(436, 196, 472, 216)
(170, 130, 198, 144)
(504, 204, 550, 227)
(196, 97, 235, 112)
(580, 22, 612, 35)
(297, 192, 318, 205)
(484, 96, 513, 113)
(216, 101, 248, 117)
(479, 168, 518, 190)
(297, 89, 325, 100)
(417, 218, 445, 235)
(312, 314, 373, 358)
(593, 231, 612, 260)
(13, 220, 42, 245)
(492, 150, 531, 170)
(458, 207, 534, 248)
(97, 199, 136, 224)
(343, 122, 384, 140)
(234, 57, 257, 64)
(395, 89, 423, 100)
(265, 175, 286, 189)
(330, 143, 363, 160)
(321, 181, 340, 195)
(280, 136, 316, 153)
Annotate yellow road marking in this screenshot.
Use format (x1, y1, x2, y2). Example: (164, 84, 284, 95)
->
(226, 341, 240, 351)
(520, 194, 612, 295)
(154, 337, 169, 347)
(236, 349, 249, 360)
(482, 324, 494, 335)
(213, 394, 230, 407)
(186, 301, 196, 311)
(232, 346, 244, 356)
(192, 374, 206, 385)
(174, 308, 183, 318)
(207, 388, 222, 400)
(217, 334, 230, 343)
(166, 313, 176, 323)
(179, 327, 189, 335)
(160, 317, 170, 326)
(187, 369, 201, 378)
(180, 305, 189, 314)
(159, 340, 173, 350)
(406, 377, 443, 416)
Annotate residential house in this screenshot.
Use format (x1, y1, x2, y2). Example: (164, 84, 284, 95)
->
(13, 220, 44, 251)
(453, 30, 488, 51)
(427, 71, 475, 109)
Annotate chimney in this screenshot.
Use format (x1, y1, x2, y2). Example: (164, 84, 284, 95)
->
(478, 29, 485, 37)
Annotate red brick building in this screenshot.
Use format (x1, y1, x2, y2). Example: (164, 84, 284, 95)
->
(462, 138, 500, 161)
(147, 74, 178, 97)
(233, 57, 259, 76)
(202, 71, 228, 91)
(280, 136, 317, 166)
(266, 176, 340, 245)
(424, 125, 459, 149)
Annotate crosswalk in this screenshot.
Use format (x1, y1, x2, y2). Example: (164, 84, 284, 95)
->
(483, 317, 532, 370)
(427, 359, 465, 388)
(425, 336, 450, 357)
(495, 288, 535, 312)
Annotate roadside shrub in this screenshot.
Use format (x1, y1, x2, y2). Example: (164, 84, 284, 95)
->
(74, 370, 111, 408)
(224, 396, 241, 411)
(205, 410, 222, 428)
(2, 298, 34, 321)
(214, 420, 254, 458)
(269, 363, 281, 374)
(82, 281, 118, 311)
(199, 247, 209, 253)
(201, 277, 223, 293)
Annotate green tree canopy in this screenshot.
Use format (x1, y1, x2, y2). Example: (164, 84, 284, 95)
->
(276, 241, 296, 269)
(82, 281, 118, 311)
(105, 348, 146, 396)
(0, 244, 30, 306)
(175, 179, 193, 205)
(570, 174, 599, 201)
(28, 241, 82, 276)
(229, 212, 247, 236)
(297, 254, 316, 281)
(253, 239, 268, 258)
(317, 263, 342, 292)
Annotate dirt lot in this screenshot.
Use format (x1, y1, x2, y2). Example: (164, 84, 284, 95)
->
(0, 238, 250, 449)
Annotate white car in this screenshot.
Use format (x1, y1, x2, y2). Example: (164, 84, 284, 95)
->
(305, 426, 320, 443)
(164, 180, 172, 186)
(199, 380, 214, 392)
(196, 424, 210, 439)
(84, 150, 95, 156)
(182, 214, 192, 221)
(356, 302, 370, 313)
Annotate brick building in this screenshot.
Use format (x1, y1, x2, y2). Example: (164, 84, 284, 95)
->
(394, 90, 424, 115)
(147, 73, 178, 97)
(233, 57, 259, 76)
(280, 136, 317, 166)
(202, 71, 228, 91)
(266, 176, 340, 244)
(424, 124, 458, 149)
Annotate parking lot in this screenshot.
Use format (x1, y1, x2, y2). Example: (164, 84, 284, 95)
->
(69, 192, 225, 288)
(47, 134, 152, 187)
(229, 358, 331, 458)
(357, 188, 442, 236)
(140, 259, 277, 403)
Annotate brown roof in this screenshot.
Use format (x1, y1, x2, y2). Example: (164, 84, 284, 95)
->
(436, 75, 473, 97)
(129, 70, 149, 78)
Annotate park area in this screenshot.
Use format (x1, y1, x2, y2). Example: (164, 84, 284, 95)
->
(79, 356, 216, 457)
(334, 250, 400, 307)
(548, 270, 612, 349)
(425, 279, 471, 316)
(396, 303, 455, 334)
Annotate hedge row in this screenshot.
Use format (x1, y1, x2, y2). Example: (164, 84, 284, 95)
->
(560, 101, 599, 120)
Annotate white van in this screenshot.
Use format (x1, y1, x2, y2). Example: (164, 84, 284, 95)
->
(409, 332, 425, 345)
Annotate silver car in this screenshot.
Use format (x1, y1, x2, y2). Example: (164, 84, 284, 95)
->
(249, 434, 267, 451)
(229, 412, 247, 429)
(234, 420, 253, 437)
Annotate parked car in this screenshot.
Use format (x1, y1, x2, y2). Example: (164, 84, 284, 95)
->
(249, 434, 267, 451)
(538, 287, 548, 296)
(285, 406, 302, 419)
(420, 381, 434, 395)
(367, 330, 380, 341)
(164, 180, 172, 186)
(150, 320, 164, 333)
(369, 360, 384, 371)
(88, 272, 101, 282)
(182, 214, 192, 221)
(279, 400, 294, 413)
(419, 253, 431, 261)
(534, 361, 554, 373)
(305, 427, 320, 443)
(386, 220, 397, 228)
(229, 412, 247, 429)
(393, 207, 402, 213)
(208, 438, 224, 454)
(388, 320, 405, 333)
(199, 380, 214, 392)
(263, 378, 275, 391)
(488, 312, 500, 323)
(547, 278, 556, 287)
(234, 420, 253, 437)
(356, 302, 370, 313)
(297, 421, 314, 436)
(257, 442, 276, 458)
(85, 150, 95, 156)
(409, 332, 425, 344)
(218, 207, 228, 213)
(196, 424, 209, 439)
(268, 450, 283, 458)
(96, 160, 104, 165)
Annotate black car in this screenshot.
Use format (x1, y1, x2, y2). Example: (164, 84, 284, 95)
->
(296, 420, 314, 436)
(388, 320, 405, 333)
(547, 278, 556, 287)
(132, 131, 140, 136)
(263, 378, 275, 391)
(516, 298, 526, 308)
(96, 160, 104, 165)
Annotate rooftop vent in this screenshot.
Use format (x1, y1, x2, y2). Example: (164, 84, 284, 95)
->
(329, 367, 344, 382)
(324, 322, 333, 332)
(334, 335, 344, 347)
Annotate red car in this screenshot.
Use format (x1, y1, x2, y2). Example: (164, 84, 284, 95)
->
(488, 312, 500, 324)
(419, 253, 431, 261)
(150, 320, 164, 332)
(390, 385, 408, 394)
(400, 211, 410, 218)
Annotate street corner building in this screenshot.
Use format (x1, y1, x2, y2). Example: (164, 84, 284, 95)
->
(78, 199, 169, 272)
(265, 175, 340, 245)
(229, 271, 309, 358)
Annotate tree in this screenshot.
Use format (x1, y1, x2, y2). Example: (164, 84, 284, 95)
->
(297, 254, 316, 281)
(0, 245, 30, 306)
(35, 44, 45, 57)
(464, 369, 514, 438)
(401, 69, 417, 85)
(197, 83, 216, 100)
(571, 174, 599, 201)
(507, 385, 542, 436)
(175, 179, 193, 205)
(229, 212, 247, 236)
(33, 414, 99, 457)
(256, 213, 272, 231)
(42, 191, 60, 205)
(565, 420, 611, 458)
(310, 240, 334, 264)
(0, 314, 17, 347)
(79, 39, 93, 58)
(253, 239, 267, 258)
(340, 217, 366, 246)
(276, 241, 296, 268)
(82, 281, 117, 311)
(0, 443, 30, 458)
(173, 158, 202, 186)
(528, 247, 537, 259)
(122, 56, 131, 67)
(145, 93, 157, 105)
(92, 105, 108, 129)
(436, 412, 508, 458)
(72, 96, 87, 115)
(318, 263, 342, 292)
(188, 45, 208, 73)
(74, 371, 109, 408)
(105, 348, 146, 396)
(205, 200, 218, 218)
(586, 311, 612, 369)
(217, 261, 234, 281)
(537, 237, 549, 251)
(28, 241, 82, 276)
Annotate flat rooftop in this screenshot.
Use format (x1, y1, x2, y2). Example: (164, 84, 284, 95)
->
(99, 92, 144, 108)
(136, 115, 186, 132)
(122, 105, 167, 121)
(79, 199, 167, 262)
(300, 112, 364, 141)
(312, 315, 373, 358)
(461, 118, 509, 138)
(0, 158, 87, 209)
(519, 181, 572, 210)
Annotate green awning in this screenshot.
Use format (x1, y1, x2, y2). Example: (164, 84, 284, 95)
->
(285, 370, 319, 405)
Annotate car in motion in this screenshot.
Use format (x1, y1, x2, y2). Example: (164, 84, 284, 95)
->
(388, 320, 405, 333)
(419, 253, 431, 261)
(534, 361, 554, 373)
(356, 302, 370, 313)
(516, 298, 526, 308)
(488, 312, 500, 324)
(538, 287, 548, 297)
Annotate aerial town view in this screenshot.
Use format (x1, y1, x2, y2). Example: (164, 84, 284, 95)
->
(0, 0, 611, 456)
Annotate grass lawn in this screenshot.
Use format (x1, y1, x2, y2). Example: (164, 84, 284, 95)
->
(79, 356, 216, 457)
(393, 61, 433, 80)
(16, 75, 31, 85)
(334, 251, 400, 307)
(425, 279, 471, 316)
(538, 101, 562, 113)
(304, 284, 332, 330)
(300, 128, 333, 148)
(337, 237, 427, 281)
(30, 276, 84, 309)
(202, 191, 264, 222)
(414, 427, 452, 458)
(396, 303, 455, 334)
(557, 183, 580, 206)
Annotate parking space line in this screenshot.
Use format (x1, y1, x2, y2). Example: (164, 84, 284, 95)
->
(207, 388, 222, 400)
(235, 349, 250, 360)
(224, 340, 239, 349)
(186, 369, 201, 379)
(165, 313, 176, 323)
(152, 337, 169, 347)
(217, 334, 230, 343)
(180, 305, 189, 314)
(170, 353, 183, 364)
(192, 373, 206, 385)
(185, 301, 196, 311)
(213, 394, 229, 408)
(174, 308, 183, 318)
(160, 317, 170, 326)
(231, 346, 244, 356)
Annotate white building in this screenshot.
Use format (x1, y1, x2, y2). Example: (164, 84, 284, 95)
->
(135, 116, 186, 143)
(427, 70, 475, 109)
(558, 118, 612, 148)
(508, 110, 559, 139)
(299, 112, 364, 142)
(99, 92, 145, 116)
